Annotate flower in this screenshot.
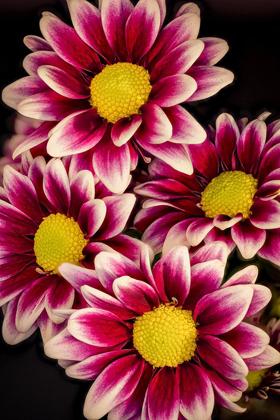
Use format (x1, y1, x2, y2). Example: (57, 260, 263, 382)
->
(134, 113, 280, 265)
(2, 0, 233, 193)
(0, 155, 141, 344)
(45, 243, 279, 419)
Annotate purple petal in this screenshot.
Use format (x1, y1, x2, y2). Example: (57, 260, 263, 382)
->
(23, 50, 77, 76)
(68, 308, 131, 346)
(258, 144, 280, 184)
(111, 115, 142, 147)
(58, 263, 103, 292)
(37, 310, 67, 344)
(256, 179, 280, 200)
(45, 279, 75, 324)
(152, 246, 191, 305)
(195, 37, 229, 66)
(194, 285, 253, 335)
(125, 0, 160, 63)
(134, 103, 172, 144)
(231, 220, 266, 259)
(186, 218, 214, 246)
(250, 199, 280, 229)
(162, 219, 193, 254)
(0, 199, 37, 235)
(237, 119, 266, 172)
(197, 335, 248, 380)
(78, 199, 107, 238)
(213, 214, 243, 230)
(92, 133, 131, 194)
(150, 74, 197, 107)
(219, 322, 270, 358)
(180, 363, 214, 420)
(188, 138, 219, 180)
(0, 267, 39, 307)
(70, 170, 96, 220)
(43, 158, 70, 214)
(186, 66, 234, 102)
(244, 346, 280, 370)
(84, 354, 144, 419)
(245, 285, 272, 318)
(258, 228, 280, 266)
(190, 241, 228, 265)
(222, 265, 258, 287)
(215, 113, 239, 170)
(212, 385, 246, 413)
(0, 254, 35, 281)
(24, 35, 52, 52)
(47, 109, 106, 156)
(103, 234, 145, 266)
(13, 121, 56, 158)
(113, 276, 159, 314)
(147, 367, 180, 420)
(2, 76, 48, 110)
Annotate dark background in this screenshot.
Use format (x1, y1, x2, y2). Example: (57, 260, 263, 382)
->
(0, 0, 280, 419)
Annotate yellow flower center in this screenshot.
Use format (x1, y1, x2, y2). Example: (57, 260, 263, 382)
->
(34, 213, 88, 275)
(133, 304, 197, 368)
(90, 62, 152, 124)
(200, 171, 258, 219)
(246, 368, 268, 392)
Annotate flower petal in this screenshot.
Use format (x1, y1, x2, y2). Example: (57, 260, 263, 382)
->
(58, 263, 103, 292)
(111, 115, 142, 147)
(134, 103, 172, 144)
(2, 76, 48, 110)
(78, 199, 107, 238)
(45, 279, 75, 324)
(222, 265, 258, 287)
(258, 228, 280, 266)
(195, 37, 229, 66)
(244, 346, 280, 370)
(215, 113, 239, 170)
(70, 170, 96, 220)
(188, 138, 219, 180)
(150, 74, 197, 107)
(186, 218, 214, 246)
(250, 199, 280, 229)
(245, 285, 272, 318)
(237, 119, 266, 172)
(231, 220, 266, 259)
(43, 158, 71, 214)
(190, 241, 228, 266)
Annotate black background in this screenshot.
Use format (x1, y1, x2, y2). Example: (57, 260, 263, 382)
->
(0, 0, 280, 419)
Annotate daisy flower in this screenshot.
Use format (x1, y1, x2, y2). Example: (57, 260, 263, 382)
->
(45, 243, 280, 419)
(2, 0, 233, 193)
(0, 155, 140, 344)
(134, 113, 280, 265)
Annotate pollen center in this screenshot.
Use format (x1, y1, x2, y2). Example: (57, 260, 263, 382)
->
(133, 304, 197, 368)
(200, 171, 258, 219)
(90, 62, 152, 124)
(34, 213, 88, 275)
(246, 369, 268, 392)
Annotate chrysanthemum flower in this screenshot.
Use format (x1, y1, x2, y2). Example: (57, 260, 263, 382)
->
(0, 156, 141, 344)
(134, 113, 280, 264)
(2, 0, 233, 193)
(45, 243, 280, 419)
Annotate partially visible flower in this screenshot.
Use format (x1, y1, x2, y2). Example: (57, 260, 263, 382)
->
(0, 155, 142, 344)
(134, 113, 280, 265)
(2, 0, 233, 193)
(45, 243, 279, 419)
(0, 115, 43, 185)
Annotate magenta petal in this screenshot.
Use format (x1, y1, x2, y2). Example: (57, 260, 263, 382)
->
(147, 367, 180, 420)
(38, 310, 67, 344)
(78, 199, 107, 238)
(215, 113, 239, 170)
(113, 276, 159, 314)
(70, 170, 96, 220)
(13, 121, 56, 158)
(237, 119, 266, 172)
(222, 265, 258, 287)
(68, 308, 131, 346)
(258, 144, 280, 184)
(244, 346, 280, 370)
(125, 0, 160, 63)
(180, 363, 214, 420)
(256, 179, 280, 200)
(2, 76, 48, 110)
(40, 12, 101, 72)
(81, 285, 136, 320)
(187, 66, 234, 102)
(0, 199, 37, 234)
(2, 295, 37, 345)
(164, 105, 206, 145)
(150, 74, 197, 107)
(68, 0, 115, 63)
(213, 214, 243, 230)
(24, 35, 53, 52)
(84, 354, 144, 420)
(111, 115, 142, 147)
(250, 199, 280, 229)
(219, 322, 269, 358)
(58, 263, 103, 293)
(3, 166, 42, 223)
(197, 335, 248, 380)
(162, 219, 193, 254)
(195, 37, 229, 66)
(23, 50, 76, 76)
(134, 103, 172, 144)
(66, 348, 135, 381)
(47, 109, 106, 156)
(103, 234, 145, 266)
(0, 267, 39, 307)
(258, 228, 280, 266)
(101, 0, 133, 61)
(94, 251, 144, 294)
(152, 246, 190, 305)
(194, 285, 253, 335)
(190, 242, 228, 266)
(245, 285, 272, 318)
(43, 158, 71, 214)
(212, 385, 246, 413)
(0, 226, 34, 256)
(231, 220, 266, 259)
(92, 134, 131, 194)
(0, 254, 35, 281)
(188, 138, 219, 180)
(16, 276, 51, 332)
(187, 218, 214, 246)
(45, 279, 75, 324)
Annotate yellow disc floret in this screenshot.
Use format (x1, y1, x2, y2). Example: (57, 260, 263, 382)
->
(34, 213, 88, 275)
(90, 62, 152, 124)
(133, 304, 197, 368)
(246, 369, 269, 392)
(200, 171, 258, 219)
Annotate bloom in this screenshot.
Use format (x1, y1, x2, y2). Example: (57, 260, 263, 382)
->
(0, 155, 140, 344)
(134, 113, 280, 264)
(2, 0, 233, 193)
(45, 243, 279, 419)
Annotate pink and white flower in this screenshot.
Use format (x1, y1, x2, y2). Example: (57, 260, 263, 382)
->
(45, 243, 279, 419)
(0, 155, 141, 344)
(134, 113, 280, 264)
(2, 0, 233, 193)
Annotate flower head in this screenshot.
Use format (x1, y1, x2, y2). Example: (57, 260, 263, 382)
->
(2, 0, 233, 193)
(45, 243, 279, 419)
(134, 113, 280, 265)
(0, 155, 140, 344)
